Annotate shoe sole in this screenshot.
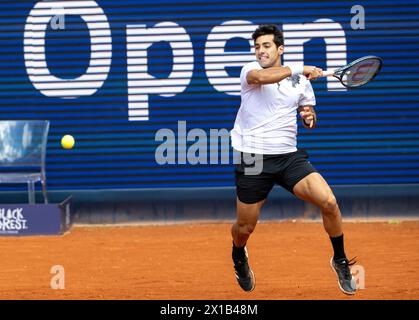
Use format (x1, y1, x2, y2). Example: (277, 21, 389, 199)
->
(329, 258, 356, 295)
(247, 269, 256, 292)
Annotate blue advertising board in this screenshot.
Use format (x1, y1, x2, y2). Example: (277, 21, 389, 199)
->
(0, 196, 71, 235)
(0, 0, 418, 191)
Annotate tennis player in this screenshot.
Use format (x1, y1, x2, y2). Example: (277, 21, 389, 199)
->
(230, 24, 356, 295)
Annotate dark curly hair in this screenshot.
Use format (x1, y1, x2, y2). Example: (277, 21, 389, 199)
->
(252, 24, 284, 48)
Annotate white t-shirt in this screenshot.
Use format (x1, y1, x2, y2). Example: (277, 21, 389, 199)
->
(231, 61, 316, 155)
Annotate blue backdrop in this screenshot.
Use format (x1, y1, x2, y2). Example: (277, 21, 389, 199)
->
(1, 0, 418, 191)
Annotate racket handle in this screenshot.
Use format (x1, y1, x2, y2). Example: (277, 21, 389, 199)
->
(322, 69, 335, 77)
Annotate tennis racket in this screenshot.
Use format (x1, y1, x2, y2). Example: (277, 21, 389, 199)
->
(322, 55, 383, 88)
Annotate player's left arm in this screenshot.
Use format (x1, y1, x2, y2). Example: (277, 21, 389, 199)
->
(298, 105, 317, 129)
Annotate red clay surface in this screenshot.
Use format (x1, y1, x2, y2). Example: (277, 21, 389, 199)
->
(0, 221, 418, 300)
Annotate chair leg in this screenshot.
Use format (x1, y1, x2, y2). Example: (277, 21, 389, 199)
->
(28, 181, 35, 204)
(41, 178, 48, 204)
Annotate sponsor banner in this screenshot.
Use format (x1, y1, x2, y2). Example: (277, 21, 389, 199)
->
(0, 198, 72, 236)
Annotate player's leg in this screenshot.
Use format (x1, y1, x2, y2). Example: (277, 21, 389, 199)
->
(233, 164, 275, 248)
(231, 197, 266, 292)
(232, 160, 275, 292)
(292, 172, 356, 295)
(231, 197, 265, 248)
(292, 172, 342, 237)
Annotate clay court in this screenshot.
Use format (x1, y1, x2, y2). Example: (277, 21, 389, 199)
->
(0, 220, 418, 300)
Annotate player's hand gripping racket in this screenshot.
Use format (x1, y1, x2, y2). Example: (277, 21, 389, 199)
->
(322, 55, 383, 88)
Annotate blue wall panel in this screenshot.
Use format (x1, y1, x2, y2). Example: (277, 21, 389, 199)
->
(0, 0, 418, 191)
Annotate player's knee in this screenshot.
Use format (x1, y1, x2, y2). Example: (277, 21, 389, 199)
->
(320, 195, 339, 216)
(238, 222, 256, 237)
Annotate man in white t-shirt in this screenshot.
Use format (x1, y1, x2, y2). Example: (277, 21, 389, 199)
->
(230, 24, 356, 295)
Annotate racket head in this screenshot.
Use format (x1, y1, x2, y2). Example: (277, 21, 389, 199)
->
(337, 56, 383, 88)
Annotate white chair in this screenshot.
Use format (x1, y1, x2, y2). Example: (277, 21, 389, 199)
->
(0, 120, 50, 204)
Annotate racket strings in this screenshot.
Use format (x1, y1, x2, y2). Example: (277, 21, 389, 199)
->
(342, 58, 381, 87)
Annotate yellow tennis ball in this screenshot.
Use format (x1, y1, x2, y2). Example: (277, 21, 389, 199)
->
(61, 135, 75, 149)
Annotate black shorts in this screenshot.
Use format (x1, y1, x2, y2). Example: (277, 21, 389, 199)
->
(235, 149, 318, 204)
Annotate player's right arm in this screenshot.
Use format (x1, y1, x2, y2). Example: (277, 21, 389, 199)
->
(246, 66, 323, 85)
